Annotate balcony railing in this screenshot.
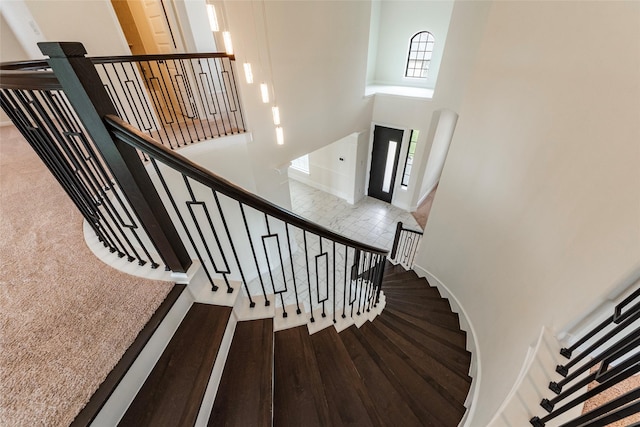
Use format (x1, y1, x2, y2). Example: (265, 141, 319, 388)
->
(389, 221, 423, 269)
(530, 287, 640, 426)
(1, 52, 245, 151)
(0, 41, 386, 325)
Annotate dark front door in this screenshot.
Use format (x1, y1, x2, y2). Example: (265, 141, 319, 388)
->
(368, 126, 404, 203)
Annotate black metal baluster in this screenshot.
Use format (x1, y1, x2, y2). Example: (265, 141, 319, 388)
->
(342, 245, 349, 319)
(541, 351, 640, 413)
(531, 360, 640, 426)
(555, 308, 640, 379)
(284, 223, 302, 315)
(14, 89, 136, 261)
(558, 387, 640, 427)
(550, 326, 640, 394)
(333, 241, 336, 323)
(211, 190, 254, 306)
(239, 203, 269, 306)
(225, 56, 245, 132)
(42, 90, 157, 266)
(140, 60, 176, 148)
(200, 57, 224, 137)
(183, 176, 233, 292)
(1, 89, 118, 255)
(303, 230, 314, 322)
(215, 55, 233, 135)
(261, 215, 287, 315)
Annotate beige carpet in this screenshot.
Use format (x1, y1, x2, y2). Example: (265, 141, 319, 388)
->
(0, 125, 174, 425)
(582, 370, 640, 426)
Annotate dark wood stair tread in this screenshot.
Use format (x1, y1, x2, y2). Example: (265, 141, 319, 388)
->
(209, 319, 273, 427)
(383, 294, 453, 312)
(363, 319, 470, 409)
(380, 310, 472, 375)
(340, 327, 424, 427)
(351, 323, 466, 426)
(384, 302, 461, 330)
(273, 326, 332, 427)
(369, 315, 472, 403)
(310, 328, 380, 426)
(382, 283, 441, 295)
(119, 303, 232, 427)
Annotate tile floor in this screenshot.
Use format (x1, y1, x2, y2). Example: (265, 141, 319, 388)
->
(288, 179, 422, 251)
(242, 179, 422, 314)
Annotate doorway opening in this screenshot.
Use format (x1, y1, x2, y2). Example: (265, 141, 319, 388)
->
(368, 125, 404, 203)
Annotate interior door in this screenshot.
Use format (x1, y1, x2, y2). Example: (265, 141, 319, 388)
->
(368, 126, 404, 203)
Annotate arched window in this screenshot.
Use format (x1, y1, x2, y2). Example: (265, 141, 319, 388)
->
(405, 31, 435, 79)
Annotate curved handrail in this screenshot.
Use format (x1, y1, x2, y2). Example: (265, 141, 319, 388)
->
(105, 114, 388, 257)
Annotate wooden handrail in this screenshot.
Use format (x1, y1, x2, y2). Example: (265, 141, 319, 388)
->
(0, 70, 61, 90)
(105, 114, 389, 257)
(89, 52, 235, 64)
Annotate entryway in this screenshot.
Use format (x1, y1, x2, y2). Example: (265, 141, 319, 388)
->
(367, 125, 404, 203)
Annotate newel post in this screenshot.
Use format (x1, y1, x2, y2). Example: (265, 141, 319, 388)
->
(390, 221, 403, 260)
(39, 42, 192, 273)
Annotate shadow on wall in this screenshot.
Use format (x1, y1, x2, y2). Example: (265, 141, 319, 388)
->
(417, 109, 458, 206)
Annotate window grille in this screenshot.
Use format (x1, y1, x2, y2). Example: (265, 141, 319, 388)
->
(405, 31, 435, 79)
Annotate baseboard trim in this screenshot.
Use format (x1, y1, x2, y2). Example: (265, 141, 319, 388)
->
(412, 264, 481, 427)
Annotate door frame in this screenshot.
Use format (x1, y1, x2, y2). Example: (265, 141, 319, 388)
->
(364, 122, 411, 206)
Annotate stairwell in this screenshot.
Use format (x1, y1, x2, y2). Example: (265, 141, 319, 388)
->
(114, 261, 472, 426)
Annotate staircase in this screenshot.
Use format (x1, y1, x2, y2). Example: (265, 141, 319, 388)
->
(117, 261, 472, 426)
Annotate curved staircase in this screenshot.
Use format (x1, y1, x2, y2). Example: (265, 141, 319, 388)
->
(118, 261, 472, 427)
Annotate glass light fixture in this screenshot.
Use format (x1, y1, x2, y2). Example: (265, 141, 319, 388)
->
(243, 63, 253, 84)
(260, 83, 269, 103)
(272, 106, 280, 125)
(206, 5, 219, 32)
(276, 126, 284, 145)
(223, 31, 233, 55)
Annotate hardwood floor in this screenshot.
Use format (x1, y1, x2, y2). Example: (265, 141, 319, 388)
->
(209, 319, 273, 427)
(118, 304, 232, 427)
(116, 262, 472, 426)
(271, 262, 471, 426)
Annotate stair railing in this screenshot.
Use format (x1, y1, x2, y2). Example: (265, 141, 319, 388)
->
(530, 287, 640, 426)
(0, 56, 171, 270)
(92, 52, 245, 149)
(0, 41, 387, 323)
(105, 114, 387, 320)
(1, 52, 244, 151)
(389, 221, 423, 269)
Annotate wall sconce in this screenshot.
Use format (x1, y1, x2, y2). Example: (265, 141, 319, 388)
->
(243, 63, 253, 84)
(272, 106, 281, 125)
(223, 31, 233, 55)
(206, 4, 219, 32)
(260, 83, 269, 103)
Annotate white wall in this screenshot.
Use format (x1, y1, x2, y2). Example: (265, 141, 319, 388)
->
(224, 0, 374, 204)
(371, 0, 454, 89)
(23, 0, 130, 56)
(419, 109, 458, 201)
(416, 2, 640, 426)
(366, 0, 491, 213)
(289, 133, 362, 204)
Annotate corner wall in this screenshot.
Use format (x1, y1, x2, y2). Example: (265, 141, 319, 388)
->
(415, 2, 640, 425)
